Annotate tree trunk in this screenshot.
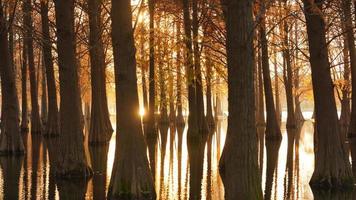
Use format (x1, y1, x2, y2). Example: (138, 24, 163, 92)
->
(281, 0, 296, 129)
(257, 48, 266, 127)
(342, 0, 356, 178)
(259, 4, 282, 140)
(40, 0, 59, 136)
(88, 0, 113, 144)
(182, 0, 199, 137)
(206, 56, 215, 129)
(158, 31, 169, 124)
(273, 47, 282, 127)
(23, 0, 42, 134)
(219, 0, 263, 199)
(176, 20, 185, 126)
(303, 0, 353, 188)
(147, 0, 156, 137)
(108, 0, 156, 198)
(21, 39, 29, 132)
(54, 0, 92, 178)
(192, 0, 208, 134)
(0, 0, 25, 155)
(41, 58, 48, 125)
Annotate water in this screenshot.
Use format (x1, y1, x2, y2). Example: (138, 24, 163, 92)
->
(0, 117, 350, 199)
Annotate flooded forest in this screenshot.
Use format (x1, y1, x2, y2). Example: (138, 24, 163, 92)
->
(0, 0, 356, 199)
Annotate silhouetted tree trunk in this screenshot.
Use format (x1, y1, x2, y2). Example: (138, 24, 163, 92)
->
(257, 49, 265, 127)
(21, 39, 29, 132)
(303, 0, 353, 188)
(40, 0, 59, 136)
(273, 47, 282, 126)
(183, 0, 199, 138)
(219, 0, 263, 199)
(293, 21, 304, 124)
(206, 56, 215, 129)
(158, 32, 169, 124)
(41, 59, 47, 124)
(192, 0, 208, 134)
(108, 0, 156, 198)
(176, 20, 185, 126)
(0, 0, 25, 154)
(54, 0, 92, 178)
(342, 0, 356, 177)
(259, 2, 282, 140)
(23, 0, 42, 134)
(281, 0, 296, 129)
(147, 0, 156, 137)
(88, 0, 113, 144)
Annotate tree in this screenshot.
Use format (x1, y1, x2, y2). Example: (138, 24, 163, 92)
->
(108, 0, 155, 198)
(219, 0, 263, 199)
(88, 0, 113, 144)
(54, 0, 92, 178)
(40, 0, 59, 136)
(302, 0, 353, 188)
(23, 0, 42, 134)
(259, 0, 282, 140)
(0, 0, 25, 155)
(21, 39, 29, 132)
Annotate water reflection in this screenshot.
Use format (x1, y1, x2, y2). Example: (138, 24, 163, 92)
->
(0, 118, 343, 200)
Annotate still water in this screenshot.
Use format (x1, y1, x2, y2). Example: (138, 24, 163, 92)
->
(0, 116, 347, 200)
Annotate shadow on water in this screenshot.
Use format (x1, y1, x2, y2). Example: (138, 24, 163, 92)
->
(187, 131, 208, 200)
(177, 124, 185, 200)
(0, 155, 23, 200)
(264, 137, 282, 200)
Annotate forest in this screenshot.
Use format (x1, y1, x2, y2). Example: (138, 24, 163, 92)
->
(0, 0, 355, 199)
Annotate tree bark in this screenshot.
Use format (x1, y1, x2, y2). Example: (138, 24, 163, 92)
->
(176, 20, 185, 126)
(23, 0, 42, 134)
(342, 0, 356, 178)
(192, 0, 208, 134)
(108, 0, 156, 198)
(88, 0, 113, 144)
(281, 0, 296, 129)
(182, 0, 199, 137)
(219, 0, 263, 199)
(303, 0, 353, 188)
(40, 0, 59, 136)
(21, 39, 29, 132)
(0, 0, 25, 155)
(259, 2, 282, 140)
(54, 0, 92, 178)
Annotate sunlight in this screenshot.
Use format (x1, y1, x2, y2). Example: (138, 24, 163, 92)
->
(139, 107, 145, 117)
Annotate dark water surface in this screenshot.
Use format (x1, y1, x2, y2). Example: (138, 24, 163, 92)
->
(0, 116, 352, 199)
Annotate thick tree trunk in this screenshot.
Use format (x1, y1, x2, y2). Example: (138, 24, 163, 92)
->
(259, 4, 282, 140)
(342, 0, 356, 177)
(23, 0, 42, 134)
(182, 0, 199, 137)
(108, 0, 156, 198)
(21, 39, 29, 132)
(54, 0, 92, 178)
(89, 145, 109, 199)
(273, 49, 282, 127)
(0, 1, 25, 155)
(0, 3, 24, 155)
(303, 0, 353, 188)
(219, 0, 263, 199)
(88, 0, 113, 144)
(40, 0, 59, 136)
(192, 0, 208, 134)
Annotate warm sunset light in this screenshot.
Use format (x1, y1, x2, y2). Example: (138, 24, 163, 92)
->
(0, 0, 354, 199)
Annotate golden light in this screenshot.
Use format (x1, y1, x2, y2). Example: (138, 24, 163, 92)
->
(139, 107, 145, 117)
